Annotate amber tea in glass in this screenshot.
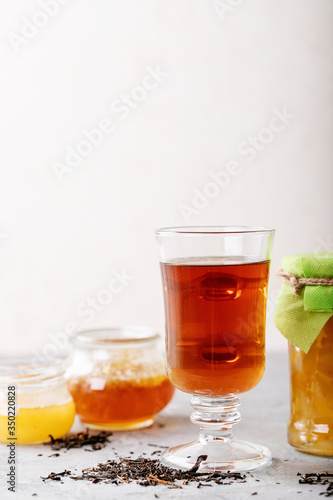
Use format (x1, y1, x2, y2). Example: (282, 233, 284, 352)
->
(156, 227, 275, 472)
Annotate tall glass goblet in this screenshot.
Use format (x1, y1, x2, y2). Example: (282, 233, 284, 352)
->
(155, 226, 275, 472)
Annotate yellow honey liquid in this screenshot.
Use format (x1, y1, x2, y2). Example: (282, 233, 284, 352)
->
(288, 317, 333, 456)
(0, 400, 75, 444)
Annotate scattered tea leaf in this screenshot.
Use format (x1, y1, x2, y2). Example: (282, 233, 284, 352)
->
(45, 431, 112, 451)
(65, 456, 247, 488)
(41, 470, 71, 482)
(298, 472, 333, 497)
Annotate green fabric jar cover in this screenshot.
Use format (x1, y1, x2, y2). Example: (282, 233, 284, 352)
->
(274, 252, 333, 353)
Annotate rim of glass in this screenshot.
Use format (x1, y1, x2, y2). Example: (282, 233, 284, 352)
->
(0, 356, 66, 385)
(72, 327, 160, 347)
(155, 226, 275, 235)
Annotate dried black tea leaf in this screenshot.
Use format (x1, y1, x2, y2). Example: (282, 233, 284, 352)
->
(298, 472, 333, 497)
(45, 431, 112, 451)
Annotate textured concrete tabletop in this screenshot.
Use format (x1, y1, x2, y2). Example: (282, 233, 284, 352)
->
(1, 351, 332, 499)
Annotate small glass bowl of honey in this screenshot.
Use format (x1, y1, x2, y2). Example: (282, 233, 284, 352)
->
(0, 357, 75, 444)
(67, 327, 175, 431)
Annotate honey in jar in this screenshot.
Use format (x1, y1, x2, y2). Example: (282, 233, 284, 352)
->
(275, 252, 333, 456)
(288, 317, 333, 455)
(0, 358, 75, 444)
(68, 328, 175, 430)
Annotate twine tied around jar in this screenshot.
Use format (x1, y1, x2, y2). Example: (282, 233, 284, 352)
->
(277, 268, 333, 296)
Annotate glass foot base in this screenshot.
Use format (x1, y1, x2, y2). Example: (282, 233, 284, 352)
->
(161, 438, 271, 472)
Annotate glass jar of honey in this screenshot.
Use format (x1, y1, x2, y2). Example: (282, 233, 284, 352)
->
(275, 252, 333, 456)
(288, 317, 333, 455)
(67, 327, 175, 430)
(0, 357, 75, 444)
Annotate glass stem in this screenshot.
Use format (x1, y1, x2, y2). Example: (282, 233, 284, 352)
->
(190, 394, 241, 442)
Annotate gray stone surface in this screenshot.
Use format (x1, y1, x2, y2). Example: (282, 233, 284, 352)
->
(1, 351, 332, 499)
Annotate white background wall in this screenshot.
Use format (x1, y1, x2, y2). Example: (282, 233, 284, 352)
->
(0, 0, 332, 356)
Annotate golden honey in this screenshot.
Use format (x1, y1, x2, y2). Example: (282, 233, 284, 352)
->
(68, 354, 174, 430)
(0, 358, 75, 445)
(68, 328, 175, 430)
(288, 317, 333, 455)
(0, 401, 75, 444)
(69, 373, 174, 430)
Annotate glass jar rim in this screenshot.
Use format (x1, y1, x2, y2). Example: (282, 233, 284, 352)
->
(71, 326, 160, 348)
(0, 356, 66, 386)
(155, 226, 275, 235)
